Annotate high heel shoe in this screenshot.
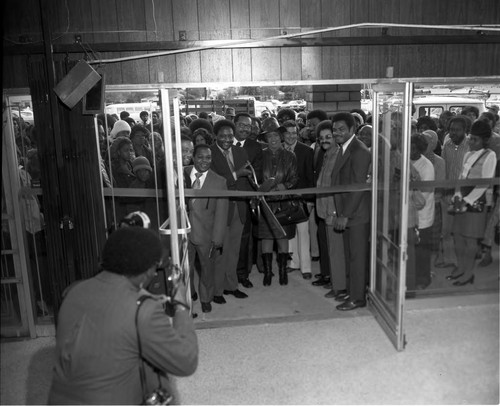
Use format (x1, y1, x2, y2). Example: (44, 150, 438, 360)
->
(445, 271, 464, 281)
(453, 275, 475, 286)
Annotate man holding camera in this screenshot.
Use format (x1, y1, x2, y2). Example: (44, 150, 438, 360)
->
(48, 227, 198, 405)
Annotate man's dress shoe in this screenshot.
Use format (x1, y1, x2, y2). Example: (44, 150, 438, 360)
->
(314, 273, 322, 279)
(213, 295, 226, 304)
(239, 278, 253, 288)
(312, 277, 330, 286)
(302, 272, 312, 280)
(336, 299, 366, 311)
(223, 289, 248, 298)
(334, 293, 350, 302)
(324, 290, 338, 298)
(201, 302, 212, 313)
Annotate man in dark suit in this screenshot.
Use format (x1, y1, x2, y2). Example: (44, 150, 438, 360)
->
(331, 112, 371, 311)
(210, 119, 252, 302)
(233, 113, 263, 288)
(184, 144, 229, 313)
(279, 120, 315, 280)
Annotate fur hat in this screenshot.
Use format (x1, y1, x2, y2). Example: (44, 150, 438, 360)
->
(101, 227, 162, 276)
(261, 117, 280, 134)
(110, 120, 132, 139)
(132, 156, 152, 174)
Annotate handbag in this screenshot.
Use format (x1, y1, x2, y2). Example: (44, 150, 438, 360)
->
(273, 198, 309, 226)
(466, 195, 486, 213)
(247, 163, 286, 238)
(136, 296, 173, 405)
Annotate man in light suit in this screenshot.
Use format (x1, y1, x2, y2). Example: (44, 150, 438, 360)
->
(279, 120, 315, 280)
(331, 112, 372, 311)
(233, 112, 263, 288)
(185, 144, 229, 313)
(210, 119, 252, 302)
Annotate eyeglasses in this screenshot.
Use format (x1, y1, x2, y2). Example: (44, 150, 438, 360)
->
(236, 123, 252, 130)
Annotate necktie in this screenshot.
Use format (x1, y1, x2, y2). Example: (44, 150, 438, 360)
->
(223, 150, 237, 180)
(192, 172, 203, 189)
(338, 144, 344, 157)
(191, 172, 203, 203)
(236, 141, 242, 147)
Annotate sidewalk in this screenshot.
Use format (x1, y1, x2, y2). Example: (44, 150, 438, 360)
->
(1, 292, 498, 405)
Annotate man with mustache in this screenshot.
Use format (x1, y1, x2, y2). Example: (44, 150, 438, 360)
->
(313, 120, 347, 299)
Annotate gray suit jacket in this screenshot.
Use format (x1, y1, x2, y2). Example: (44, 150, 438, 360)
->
(184, 166, 228, 246)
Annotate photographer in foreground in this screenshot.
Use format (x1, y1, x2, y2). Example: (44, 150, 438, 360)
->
(48, 227, 198, 405)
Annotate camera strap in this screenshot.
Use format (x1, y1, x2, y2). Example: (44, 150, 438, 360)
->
(135, 295, 166, 399)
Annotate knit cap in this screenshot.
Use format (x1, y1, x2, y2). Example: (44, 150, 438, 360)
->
(132, 156, 152, 174)
(110, 120, 132, 139)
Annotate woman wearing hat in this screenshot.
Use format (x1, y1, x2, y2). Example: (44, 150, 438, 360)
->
(110, 136, 136, 188)
(255, 120, 298, 286)
(48, 227, 198, 404)
(448, 120, 497, 286)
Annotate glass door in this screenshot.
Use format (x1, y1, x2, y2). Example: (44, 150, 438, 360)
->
(368, 82, 413, 351)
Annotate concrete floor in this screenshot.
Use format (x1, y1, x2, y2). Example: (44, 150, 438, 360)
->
(1, 279, 498, 405)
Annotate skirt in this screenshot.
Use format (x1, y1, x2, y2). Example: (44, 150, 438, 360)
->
(452, 210, 488, 239)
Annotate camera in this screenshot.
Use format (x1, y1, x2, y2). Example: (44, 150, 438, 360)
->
(143, 387, 173, 405)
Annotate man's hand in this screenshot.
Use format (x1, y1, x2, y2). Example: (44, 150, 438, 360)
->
(333, 216, 348, 231)
(209, 241, 223, 258)
(235, 167, 252, 178)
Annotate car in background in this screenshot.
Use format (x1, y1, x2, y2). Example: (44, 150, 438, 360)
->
(412, 96, 486, 119)
(10, 107, 34, 126)
(281, 99, 306, 111)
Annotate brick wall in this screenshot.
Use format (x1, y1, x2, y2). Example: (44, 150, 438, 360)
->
(305, 84, 361, 116)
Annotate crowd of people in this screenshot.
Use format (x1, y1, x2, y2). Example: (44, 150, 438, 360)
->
(95, 102, 498, 313)
(14, 100, 499, 318)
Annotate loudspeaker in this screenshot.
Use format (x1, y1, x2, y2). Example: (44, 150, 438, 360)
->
(82, 73, 105, 115)
(54, 60, 101, 109)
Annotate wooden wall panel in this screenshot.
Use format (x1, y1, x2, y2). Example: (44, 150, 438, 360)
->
(349, 0, 369, 37)
(198, 0, 232, 40)
(249, 1, 281, 80)
(251, 48, 281, 81)
(172, 0, 200, 41)
(230, 0, 251, 39)
(201, 49, 233, 82)
(172, 0, 201, 83)
(249, 0, 280, 38)
(89, 0, 119, 43)
(349, 46, 370, 79)
(231, 49, 252, 82)
(3, 0, 42, 42)
(279, 0, 301, 80)
(322, 47, 351, 80)
(321, 0, 351, 37)
(152, 55, 178, 84)
(301, 47, 322, 80)
(300, 0, 322, 80)
(145, 0, 175, 41)
(176, 52, 202, 83)
(300, 0, 322, 32)
(367, 45, 398, 79)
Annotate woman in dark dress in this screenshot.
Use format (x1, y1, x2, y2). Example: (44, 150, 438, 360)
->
(255, 121, 298, 286)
